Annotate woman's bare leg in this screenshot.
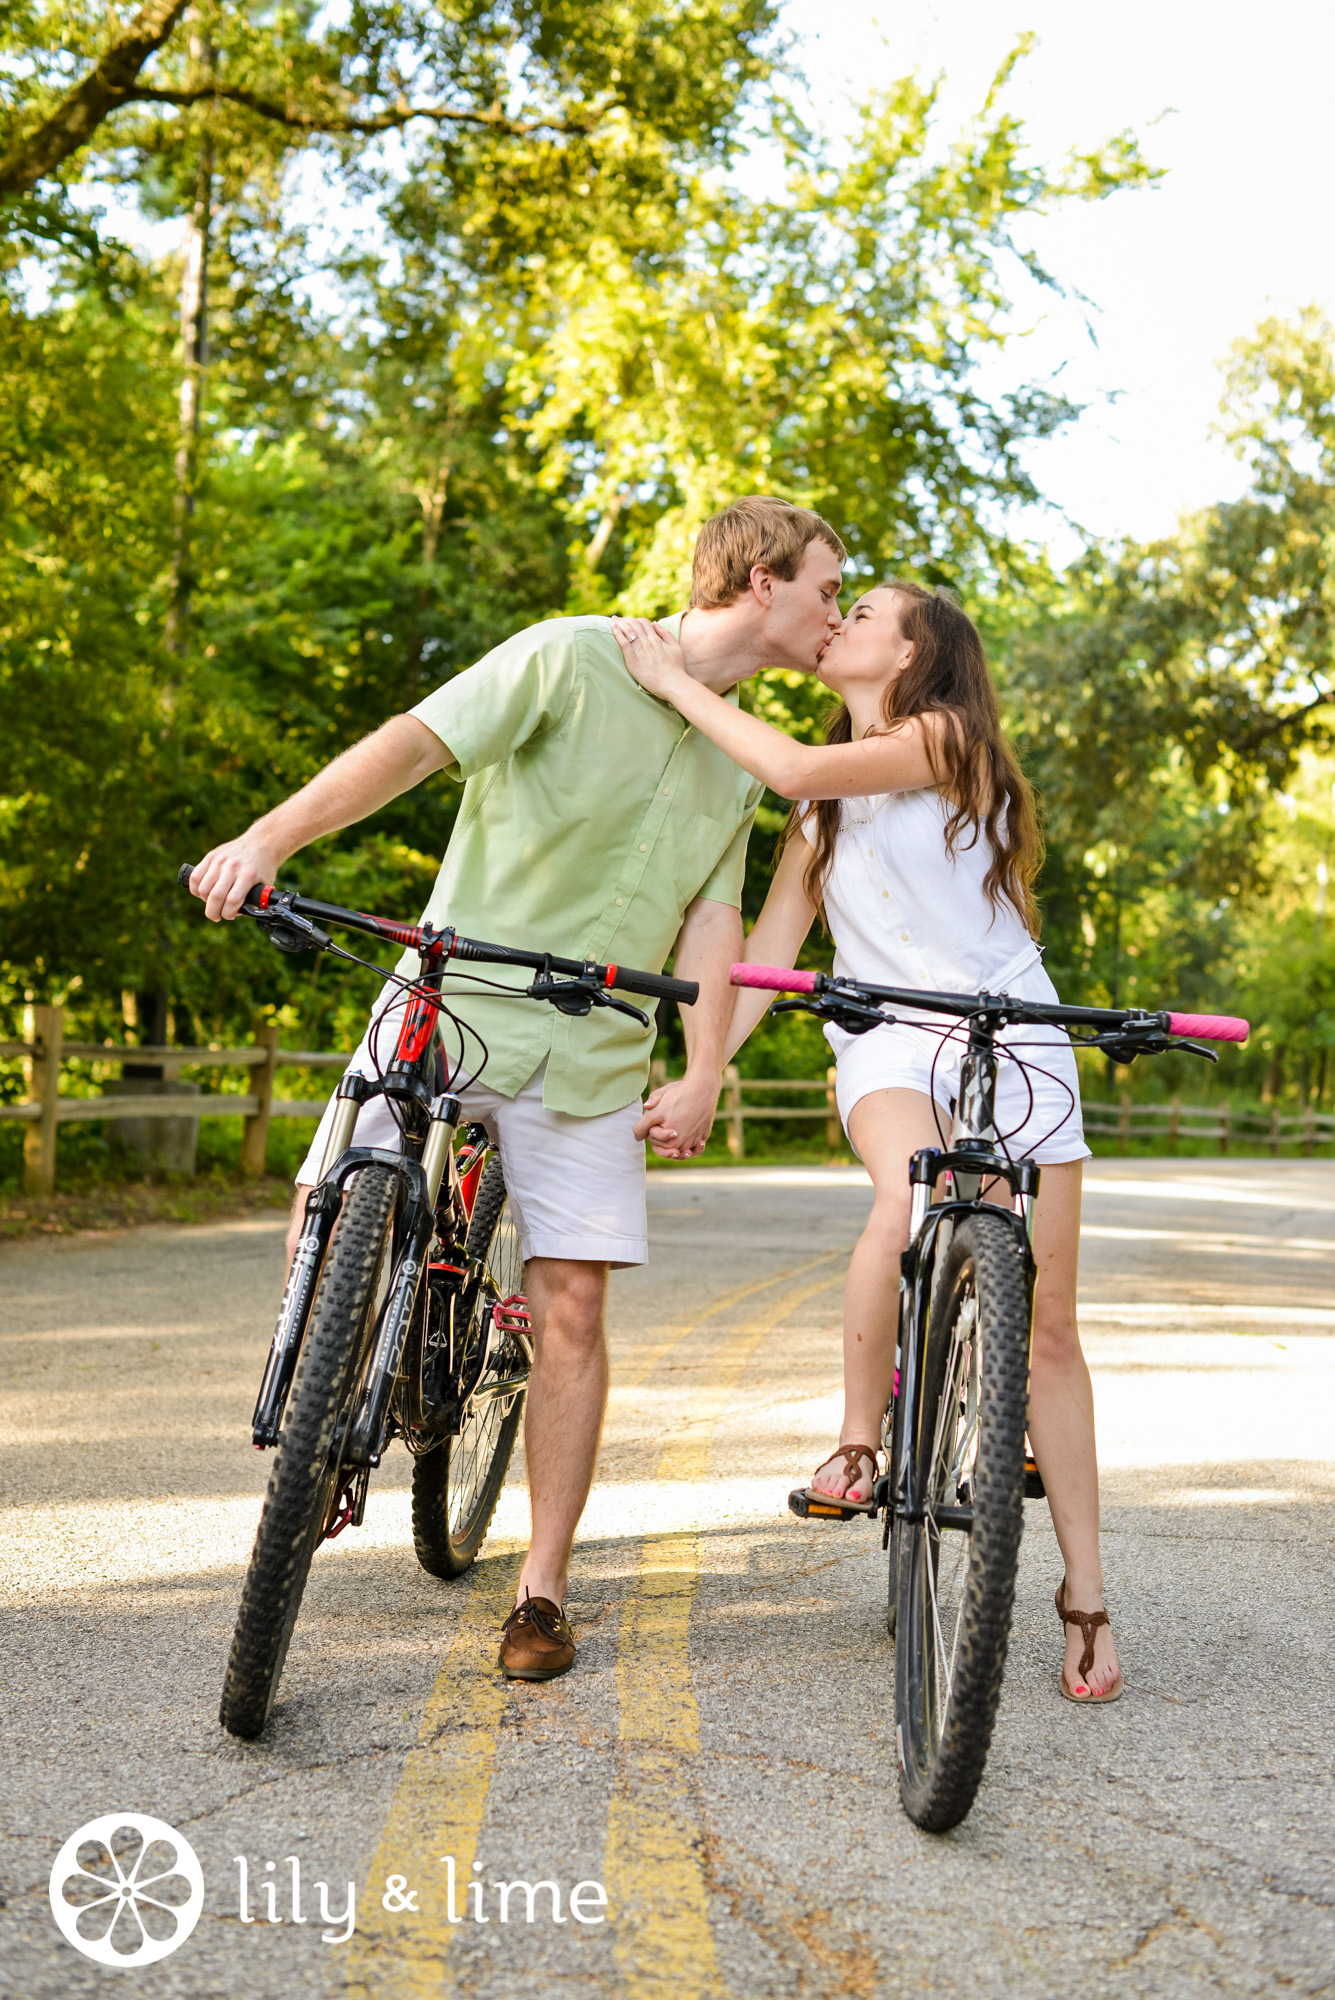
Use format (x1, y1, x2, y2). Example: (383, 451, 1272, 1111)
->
(1024, 1160, 1120, 1695)
(809, 1089, 943, 1501)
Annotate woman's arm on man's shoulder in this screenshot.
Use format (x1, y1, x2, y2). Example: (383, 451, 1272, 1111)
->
(610, 616, 944, 799)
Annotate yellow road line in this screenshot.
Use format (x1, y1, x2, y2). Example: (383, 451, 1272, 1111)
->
(345, 1262, 846, 1997)
(344, 1550, 520, 2000)
(614, 1251, 845, 1395)
(606, 1274, 843, 2000)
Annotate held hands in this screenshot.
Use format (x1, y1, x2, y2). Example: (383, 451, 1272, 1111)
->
(611, 617, 689, 701)
(633, 1069, 721, 1160)
(189, 835, 285, 922)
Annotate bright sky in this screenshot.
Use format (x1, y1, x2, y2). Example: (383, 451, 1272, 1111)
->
(781, 0, 1335, 557)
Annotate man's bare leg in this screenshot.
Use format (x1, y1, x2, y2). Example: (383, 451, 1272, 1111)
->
(515, 1256, 609, 1606)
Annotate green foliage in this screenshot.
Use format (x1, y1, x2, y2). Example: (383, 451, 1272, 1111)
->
(13, 16, 1261, 1137)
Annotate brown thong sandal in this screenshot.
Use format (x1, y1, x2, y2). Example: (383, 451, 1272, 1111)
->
(1055, 1581, 1123, 1704)
(791, 1444, 879, 1520)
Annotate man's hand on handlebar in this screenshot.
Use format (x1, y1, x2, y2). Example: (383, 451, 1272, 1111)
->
(190, 837, 286, 922)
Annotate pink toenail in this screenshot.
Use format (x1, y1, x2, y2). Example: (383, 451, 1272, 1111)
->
(1076, 1685, 1087, 1695)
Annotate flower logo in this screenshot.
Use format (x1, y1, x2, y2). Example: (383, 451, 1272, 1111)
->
(49, 1813, 204, 1967)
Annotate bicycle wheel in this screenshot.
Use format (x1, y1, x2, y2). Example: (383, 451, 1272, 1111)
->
(895, 1207, 1031, 1830)
(411, 1157, 527, 1579)
(220, 1164, 399, 1739)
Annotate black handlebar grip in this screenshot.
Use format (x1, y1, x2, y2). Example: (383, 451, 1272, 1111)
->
(177, 861, 196, 890)
(613, 969, 700, 1005)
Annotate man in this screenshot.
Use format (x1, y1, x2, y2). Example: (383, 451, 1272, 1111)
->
(190, 496, 845, 1680)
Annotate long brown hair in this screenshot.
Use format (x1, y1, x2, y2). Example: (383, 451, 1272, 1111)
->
(786, 581, 1043, 935)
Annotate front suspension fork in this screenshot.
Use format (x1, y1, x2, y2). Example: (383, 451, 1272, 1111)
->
(250, 1079, 460, 1451)
(342, 1094, 462, 1466)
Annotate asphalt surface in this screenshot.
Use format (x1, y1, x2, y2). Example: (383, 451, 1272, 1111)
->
(2, 1158, 1333, 1999)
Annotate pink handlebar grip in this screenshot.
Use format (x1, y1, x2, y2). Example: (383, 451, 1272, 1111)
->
(729, 962, 818, 994)
(1168, 1012, 1249, 1043)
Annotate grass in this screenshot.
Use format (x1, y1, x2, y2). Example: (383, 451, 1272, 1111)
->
(1, 1172, 294, 1241)
(0, 1111, 318, 1240)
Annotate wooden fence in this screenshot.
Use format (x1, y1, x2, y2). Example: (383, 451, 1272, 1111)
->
(1, 1003, 346, 1195)
(6, 1007, 1334, 1194)
(1081, 1098, 1335, 1156)
(698, 1063, 842, 1161)
(663, 1069, 1335, 1163)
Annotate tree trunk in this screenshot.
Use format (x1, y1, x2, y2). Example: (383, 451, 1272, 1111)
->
(164, 28, 214, 653)
(403, 456, 451, 705)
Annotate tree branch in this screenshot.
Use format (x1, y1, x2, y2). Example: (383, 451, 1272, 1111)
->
(126, 82, 591, 140)
(1226, 683, 1335, 757)
(0, 0, 188, 196)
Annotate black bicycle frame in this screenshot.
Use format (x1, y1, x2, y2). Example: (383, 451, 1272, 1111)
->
(883, 1015, 1039, 1539)
(249, 921, 464, 1459)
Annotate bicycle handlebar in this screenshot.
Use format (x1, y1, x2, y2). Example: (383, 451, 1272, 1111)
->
(177, 864, 699, 1006)
(1163, 1013, 1249, 1043)
(730, 963, 1249, 1042)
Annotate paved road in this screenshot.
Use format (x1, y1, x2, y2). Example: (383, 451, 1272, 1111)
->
(2, 1160, 1333, 1999)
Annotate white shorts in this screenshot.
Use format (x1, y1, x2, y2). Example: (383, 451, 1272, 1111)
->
(297, 988, 648, 1267)
(829, 965, 1090, 1167)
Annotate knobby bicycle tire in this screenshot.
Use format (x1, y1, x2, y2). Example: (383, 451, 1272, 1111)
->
(895, 1208, 1030, 1830)
(411, 1157, 526, 1579)
(219, 1164, 399, 1739)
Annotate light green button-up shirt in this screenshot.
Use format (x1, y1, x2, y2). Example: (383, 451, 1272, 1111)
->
(405, 614, 763, 1116)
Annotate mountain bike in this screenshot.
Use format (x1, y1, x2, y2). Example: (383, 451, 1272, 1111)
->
(731, 961, 1248, 1831)
(177, 865, 696, 1740)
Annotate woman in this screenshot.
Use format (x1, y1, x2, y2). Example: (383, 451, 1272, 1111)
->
(612, 582, 1121, 1703)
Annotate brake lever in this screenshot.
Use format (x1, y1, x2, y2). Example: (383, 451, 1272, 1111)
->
(770, 994, 891, 1036)
(595, 989, 652, 1028)
(1081, 1028, 1217, 1067)
(527, 977, 650, 1029)
(253, 905, 331, 955)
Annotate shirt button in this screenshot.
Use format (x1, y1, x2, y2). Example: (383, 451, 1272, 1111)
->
(615, 897, 624, 906)
(639, 843, 647, 852)
(900, 929, 909, 938)
(662, 787, 670, 797)
(868, 847, 874, 857)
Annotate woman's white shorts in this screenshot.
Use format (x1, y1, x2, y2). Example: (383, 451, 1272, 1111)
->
(829, 963, 1090, 1167)
(296, 988, 648, 1267)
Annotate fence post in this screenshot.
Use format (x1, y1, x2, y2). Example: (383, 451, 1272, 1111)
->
(1218, 1101, 1230, 1156)
(1118, 1093, 1131, 1154)
(826, 1066, 842, 1157)
(241, 1022, 280, 1177)
(1168, 1096, 1181, 1153)
(1304, 1104, 1316, 1158)
(723, 1064, 744, 1159)
(1270, 1106, 1282, 1157)
(22, 1001, 64, 1197)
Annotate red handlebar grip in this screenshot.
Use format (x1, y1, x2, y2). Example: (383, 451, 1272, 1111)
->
(1167, 1012, 1249, 1043)
(729, 963, 818, 994)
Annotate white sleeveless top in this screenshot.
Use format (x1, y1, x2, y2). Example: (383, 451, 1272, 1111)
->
(800, 789, 1040, 995)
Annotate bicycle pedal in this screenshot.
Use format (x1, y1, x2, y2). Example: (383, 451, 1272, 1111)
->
(1024, 1456, 1046, 1500)
(788, 1487, 873, 1522)
(494, 1293, 531, 1338)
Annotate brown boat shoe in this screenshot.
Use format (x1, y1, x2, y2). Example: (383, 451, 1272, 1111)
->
(498, 1591, 576, 1682)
